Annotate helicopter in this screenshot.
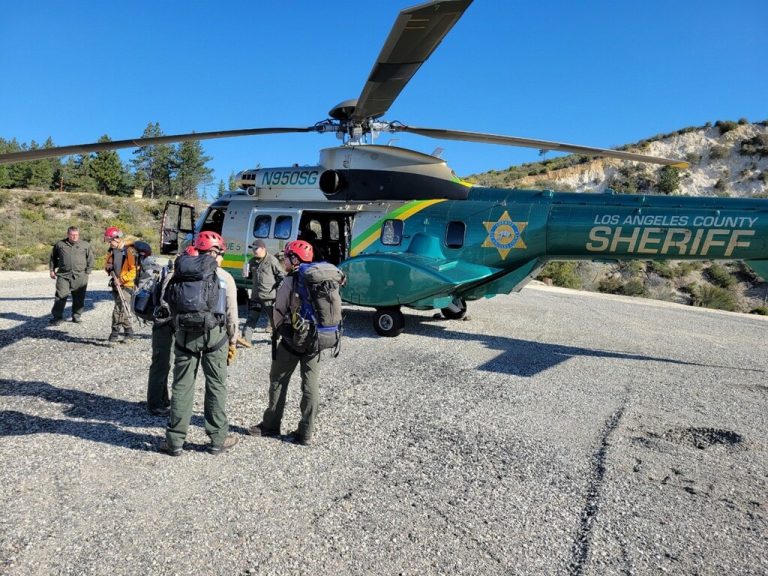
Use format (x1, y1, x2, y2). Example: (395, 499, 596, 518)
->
(2, 0, 767, 337)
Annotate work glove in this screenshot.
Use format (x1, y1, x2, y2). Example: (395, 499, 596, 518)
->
(227, 344, 237, 365)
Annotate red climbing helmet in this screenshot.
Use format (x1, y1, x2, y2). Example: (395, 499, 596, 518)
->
(194, 231, 226, 253)
(284, 240, 313, 263)
(104, 226, 123, 241)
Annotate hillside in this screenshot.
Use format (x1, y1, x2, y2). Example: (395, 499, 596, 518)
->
(468, 120, 768, 197)
(0, 189, 168, 270)
(466, 120, 768, 314)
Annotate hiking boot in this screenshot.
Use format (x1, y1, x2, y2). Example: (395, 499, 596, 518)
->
(71, 316, 82, 323)
(124, 330, 137, 341)
(149, 406, 170, 417)
(108, 332, 120, 343)
(287, 430, 312, 446)
(247, 422, 279, 437)
(159, 442, 182, 457)
(208, 434, 239, 455)
(50, 317, 64, 326)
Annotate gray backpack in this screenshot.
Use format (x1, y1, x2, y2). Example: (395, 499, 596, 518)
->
(290, 262, 345, 355)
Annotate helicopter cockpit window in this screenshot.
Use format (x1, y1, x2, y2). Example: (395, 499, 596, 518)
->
(253, 215, 271, 238)
(274, 215, 293, 239)
(381, 219, 403, 246)
(200, 208, 226, 235)
(445, 221, 466, 249)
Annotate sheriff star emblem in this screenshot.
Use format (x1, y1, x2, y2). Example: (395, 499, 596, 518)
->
(482, 211, 528, 259)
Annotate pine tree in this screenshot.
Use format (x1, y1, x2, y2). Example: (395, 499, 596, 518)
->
(8, 141, 31, 188)
(54, 157, 79, 192)
(130, 122, 175, 198)
(228, 171, 237, 191)
(175, 139, 213, 199)
(658, 166, 681, 195)
(218, 180, 226, 196)
(91, 135, 126, 195)
(27, 140, 55, 189)
(0, 138, 17, 188)
(71, 154, 97, 192)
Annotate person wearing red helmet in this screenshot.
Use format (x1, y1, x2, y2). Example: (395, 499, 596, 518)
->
(104, 226, 138, 342)
(161, 231, 240, 456)
(249, 239, 322, 446)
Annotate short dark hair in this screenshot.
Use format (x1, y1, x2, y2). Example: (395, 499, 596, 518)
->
(67, 226, 79, 233)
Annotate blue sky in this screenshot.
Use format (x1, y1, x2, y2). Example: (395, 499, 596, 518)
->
(1, 0, 766, 197)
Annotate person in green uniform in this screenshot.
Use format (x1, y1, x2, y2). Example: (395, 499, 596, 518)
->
(241, 239, 284, 343)
(249, 239, 322, 446)
(146, 244, 199, 417)
(161, 232, 239, 456)
(49, 226, 93, 324)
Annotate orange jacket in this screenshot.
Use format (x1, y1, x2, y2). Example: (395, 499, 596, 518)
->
(105, 241, 138, 288)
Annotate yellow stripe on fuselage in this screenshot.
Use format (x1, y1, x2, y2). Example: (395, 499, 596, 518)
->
(350, 199, 446, 256)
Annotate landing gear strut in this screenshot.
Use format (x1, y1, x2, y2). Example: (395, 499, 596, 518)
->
(440, 297, 467, 320)
(373, 307, 404, 337)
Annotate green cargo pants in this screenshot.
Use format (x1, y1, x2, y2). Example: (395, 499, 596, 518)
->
(166, 325, 229, 449)
(147, 322, 174, 411)
(52, 272, 89, 320)
(261, 340, 322, 438)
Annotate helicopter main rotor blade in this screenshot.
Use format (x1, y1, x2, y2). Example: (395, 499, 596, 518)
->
(396, 125, 691, 169)
(352, 0, 472, 123)
(0, 127, 316, 165)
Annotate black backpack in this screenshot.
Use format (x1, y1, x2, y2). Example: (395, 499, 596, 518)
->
(288, 262, 344, 356)
(165, 254, 225, 331)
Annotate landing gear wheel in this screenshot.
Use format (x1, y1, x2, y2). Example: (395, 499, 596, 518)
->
(373, 308, 404, 337)
(441, 298, 467, 320)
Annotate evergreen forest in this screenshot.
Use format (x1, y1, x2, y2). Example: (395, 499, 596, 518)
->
(0, 122, 216, 199)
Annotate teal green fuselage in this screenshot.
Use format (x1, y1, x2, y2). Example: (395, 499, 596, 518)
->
(340, 187, 768, 310)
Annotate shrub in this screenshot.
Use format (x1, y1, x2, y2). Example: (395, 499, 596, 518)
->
(20, 207, 45, 222)
(685, 152, 702, 165)
(750, 306, 768, 315)
(537, 261, 582, 289)
(709, 145, 729, 160)
(621, 278, 648, 297)
(22, 193, 49, 207)
(713, 179, 729, 196)
(739, 134, 768, 158)
(676, 261, 703, 277)
(648, 261, 675, 279)
(78, 194, 112, 209)
(598, 276, 623, 294)
(51, 196, 76, 210)
(705, 263, 735, 288)
(693, 284, 738, 311)
(714, 120, 738, 135)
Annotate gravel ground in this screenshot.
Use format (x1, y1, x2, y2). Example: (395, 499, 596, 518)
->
(0, 271, 766, 575)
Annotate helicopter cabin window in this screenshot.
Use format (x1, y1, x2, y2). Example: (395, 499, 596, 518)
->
(329, 220, 339, 241)
(445, 221, 466, 249)
(253, 215, 271, 238)
(274, 215, 293, 239)
(381, 219, 403, 246)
